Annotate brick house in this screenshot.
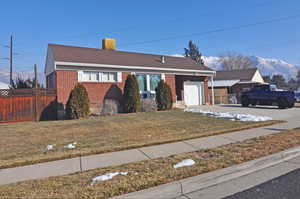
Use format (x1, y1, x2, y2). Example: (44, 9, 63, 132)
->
(208, 68, 265, 104)
(45, 39, 215, 118)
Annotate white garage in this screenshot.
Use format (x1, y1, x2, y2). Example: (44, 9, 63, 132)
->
(184, 81, 204, 106)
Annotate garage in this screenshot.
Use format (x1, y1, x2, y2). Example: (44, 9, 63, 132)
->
(184, 82, 204, 106)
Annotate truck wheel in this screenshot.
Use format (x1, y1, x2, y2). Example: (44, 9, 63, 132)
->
(278, 98, 288, 109)
(288, 103, 295, 108)
(241, 96, 249, 107)
(251, 100, 257, 106)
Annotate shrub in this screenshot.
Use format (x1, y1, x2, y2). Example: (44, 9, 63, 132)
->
(66, 84, 90, 119)
(155, 80, 173, 111)
(122, 74, 141, 113)
(141, 98, 157, 112)
(101, 99, 121, 116)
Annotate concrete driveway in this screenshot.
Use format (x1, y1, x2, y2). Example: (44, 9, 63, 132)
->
(188, 104, 300, 121)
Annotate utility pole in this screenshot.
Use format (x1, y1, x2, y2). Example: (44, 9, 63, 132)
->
(9, 35, 13, 87)
(34, 64, 38, 88)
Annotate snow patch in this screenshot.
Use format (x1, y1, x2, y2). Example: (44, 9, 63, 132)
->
(173, 159, 195, 169)
(91, 172, 128, 184)
(184, 109, 272, 122)
(46, 144, 54, 151)
(64, 142, 77, 149)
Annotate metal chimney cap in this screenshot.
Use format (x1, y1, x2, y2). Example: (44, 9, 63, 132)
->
(161, 56, 165, 64)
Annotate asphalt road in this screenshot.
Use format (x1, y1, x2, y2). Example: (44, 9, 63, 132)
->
(225, 168, 300, 199)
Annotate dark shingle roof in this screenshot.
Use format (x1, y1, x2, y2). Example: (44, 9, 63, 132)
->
(214, 68, 258, 81)
(49, 44, 213, 71)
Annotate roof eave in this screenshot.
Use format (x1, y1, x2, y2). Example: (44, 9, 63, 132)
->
(55, 61, 216, 76)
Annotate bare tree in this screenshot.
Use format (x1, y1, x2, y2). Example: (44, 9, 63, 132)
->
(220, 52, 253, 71)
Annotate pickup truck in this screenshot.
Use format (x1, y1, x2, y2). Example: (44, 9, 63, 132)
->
(241, 84, 295, 109)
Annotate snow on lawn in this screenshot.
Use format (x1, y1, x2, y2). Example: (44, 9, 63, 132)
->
(91, 172, 128, 184)
(64, 142, 77, 149)
(46, 144, 54, 151)
(173, 159, 195, 169)
(184, 109, 272, 122)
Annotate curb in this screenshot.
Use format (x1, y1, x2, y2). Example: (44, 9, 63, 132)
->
(112, 145, 300, 199)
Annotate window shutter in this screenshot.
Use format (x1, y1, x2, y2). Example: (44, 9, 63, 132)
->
(117, 72, 122, 83)
(78, 71, 83, 82)
(161, 73, 166, 81)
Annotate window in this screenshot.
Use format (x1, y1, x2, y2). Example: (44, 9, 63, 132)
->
(136, 73, 162, 98)
(136, 74, 147, 92)
(80, 71, 118, 82)
(150, 74, 161, 92)
(83, 71, 99, 81)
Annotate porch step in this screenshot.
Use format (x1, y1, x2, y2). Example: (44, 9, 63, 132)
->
(175, 101, 186, 109)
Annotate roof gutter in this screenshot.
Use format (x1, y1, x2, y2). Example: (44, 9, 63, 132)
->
(55, 61, 216, 75)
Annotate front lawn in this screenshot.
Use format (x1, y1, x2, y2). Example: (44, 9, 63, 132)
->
(0, 110, 279, 168)
(1, 128, 300, 199)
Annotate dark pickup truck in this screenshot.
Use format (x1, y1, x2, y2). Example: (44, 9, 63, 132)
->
(241, 84, 295, 109)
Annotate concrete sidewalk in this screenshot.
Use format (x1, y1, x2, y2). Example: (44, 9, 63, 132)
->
(0, 118, 299, 185)
(111, 144, 300, 199)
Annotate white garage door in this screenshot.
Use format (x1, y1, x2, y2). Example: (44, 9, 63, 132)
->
(184, 82, 204, 106)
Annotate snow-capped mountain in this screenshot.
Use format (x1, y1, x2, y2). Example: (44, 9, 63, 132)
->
(203, 56, 299, 79)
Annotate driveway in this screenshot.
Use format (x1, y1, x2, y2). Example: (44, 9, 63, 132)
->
(188, 104, 300, 121)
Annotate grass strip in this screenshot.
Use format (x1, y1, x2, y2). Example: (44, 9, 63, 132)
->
(1, 128, 300, 199)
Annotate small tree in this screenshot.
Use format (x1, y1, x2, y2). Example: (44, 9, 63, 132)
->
(184, 40, 204, 65)
(155, 80, 173, 111)
(122, 74, 141, 113)
(66, 84, 90, 119)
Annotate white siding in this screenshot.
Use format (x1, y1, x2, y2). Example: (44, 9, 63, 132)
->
(251, 70, 265, 84)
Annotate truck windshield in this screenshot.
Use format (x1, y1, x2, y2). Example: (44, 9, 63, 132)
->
(270, 85, 277, 91)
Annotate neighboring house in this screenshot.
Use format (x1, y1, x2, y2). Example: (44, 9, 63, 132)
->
(208, 68, 265, 104)
(0, 82, 9, 89)
(45, 39, 215, 118)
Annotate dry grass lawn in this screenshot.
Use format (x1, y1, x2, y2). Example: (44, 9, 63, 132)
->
(1, 128, 300, 199)
(0, 110, 279, 169)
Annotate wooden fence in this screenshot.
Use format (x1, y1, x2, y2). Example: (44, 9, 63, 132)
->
(0, 89, 57, 123)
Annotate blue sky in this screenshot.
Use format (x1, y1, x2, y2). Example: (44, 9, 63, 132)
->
(0, 0, 299, 75)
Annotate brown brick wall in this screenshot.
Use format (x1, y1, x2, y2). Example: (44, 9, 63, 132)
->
(55, 70, 129, 114)
(165, 74, 176, 102)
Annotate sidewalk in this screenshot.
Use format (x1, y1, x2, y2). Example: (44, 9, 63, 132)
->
(0, 118, 299, 185)
(111, 144, 300, 199)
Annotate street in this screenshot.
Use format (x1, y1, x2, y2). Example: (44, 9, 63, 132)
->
(225, 168, 300, 199)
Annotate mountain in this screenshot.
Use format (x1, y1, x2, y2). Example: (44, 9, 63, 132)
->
(202, 56, 299, 79)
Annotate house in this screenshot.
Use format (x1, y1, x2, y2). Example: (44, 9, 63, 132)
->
(45, 39, 215, 118)
(208, 68, 265, 104)
(0, 82, 9, 89)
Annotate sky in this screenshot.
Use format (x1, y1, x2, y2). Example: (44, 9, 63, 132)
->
(0, 0, 299, 76)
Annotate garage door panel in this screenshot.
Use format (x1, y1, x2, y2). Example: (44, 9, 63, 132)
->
(184, 82, 203, 106)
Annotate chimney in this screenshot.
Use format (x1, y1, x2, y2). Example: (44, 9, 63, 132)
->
(161, 56, 165, 64)
(102, 38, 116, 50)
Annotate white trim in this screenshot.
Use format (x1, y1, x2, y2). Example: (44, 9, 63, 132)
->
(55, 61, 216, 74)
(161, 73, 165, 81)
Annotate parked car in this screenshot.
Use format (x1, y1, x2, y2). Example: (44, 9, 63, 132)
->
(241, 84, 295, 109)
(295, 91, 300, 102)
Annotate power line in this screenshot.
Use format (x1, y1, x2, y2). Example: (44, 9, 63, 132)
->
(39, 0, 284, 44)
(119, 13, 300, 47)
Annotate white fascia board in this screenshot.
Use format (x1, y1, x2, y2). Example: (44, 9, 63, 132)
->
(55, 61, 216, 75)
